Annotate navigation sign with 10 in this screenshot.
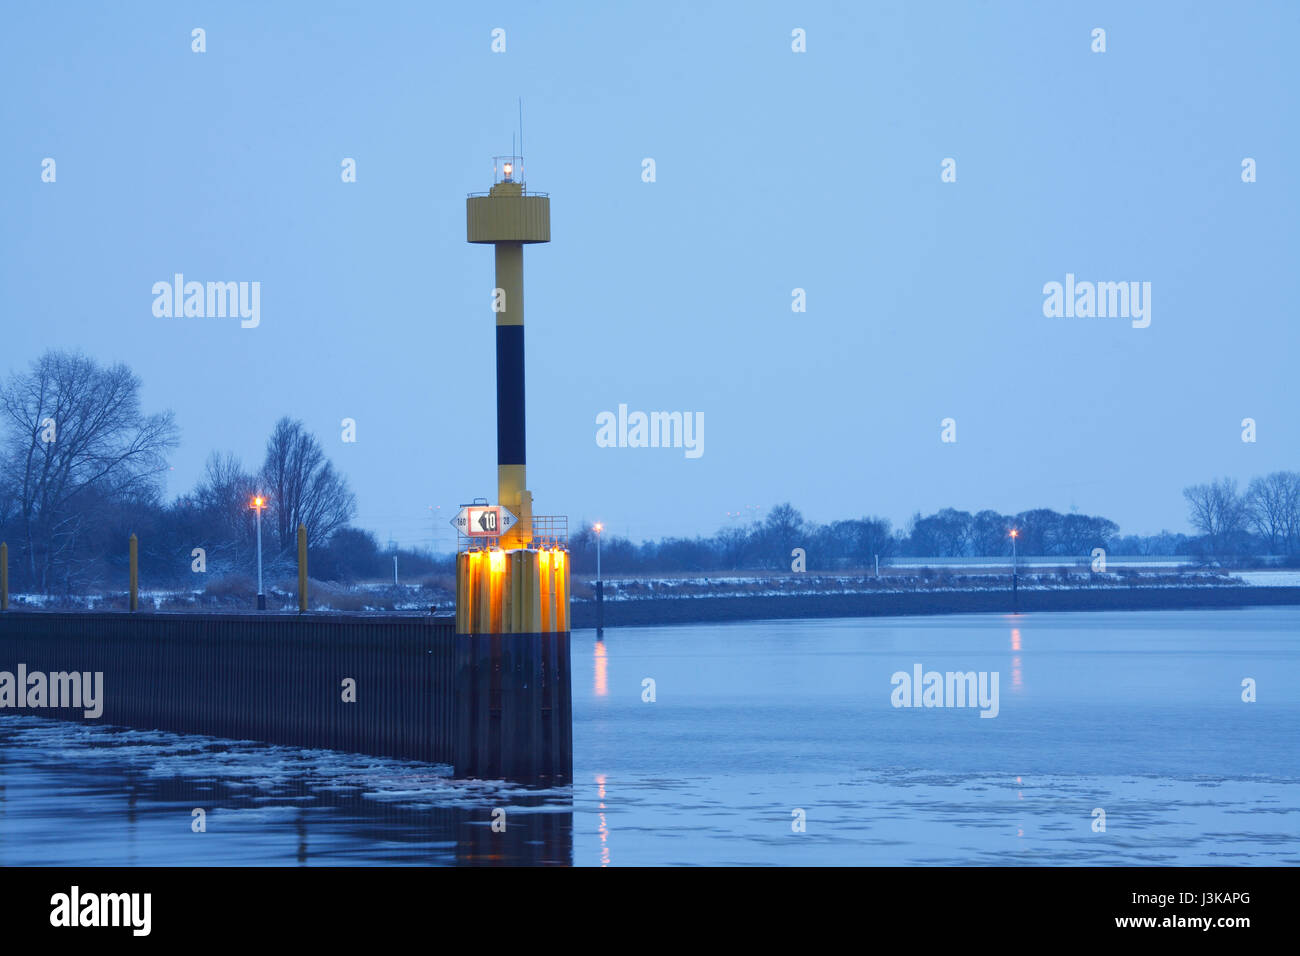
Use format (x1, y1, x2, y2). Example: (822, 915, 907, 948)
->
(451, 505, 518, 537)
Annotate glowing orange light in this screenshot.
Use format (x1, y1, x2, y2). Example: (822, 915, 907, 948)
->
(1009, 529, 1018, 538)
(593, 523, 603, 533)
(594, 639, 608, 697)
(251, 496, 265, 509)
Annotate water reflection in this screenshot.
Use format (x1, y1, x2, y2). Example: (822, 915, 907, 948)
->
(4, 610, 1296, 866)
(594, 639, 608, 698)
(0, 719, 573, 866)
(1010, 627, 1023, 691)
(595, 773, 610, 867)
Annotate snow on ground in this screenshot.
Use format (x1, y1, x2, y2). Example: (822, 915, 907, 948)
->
(1235, 570, 1300, 587)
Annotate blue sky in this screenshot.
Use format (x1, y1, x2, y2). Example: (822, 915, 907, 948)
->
(2, 1, 1296, 549)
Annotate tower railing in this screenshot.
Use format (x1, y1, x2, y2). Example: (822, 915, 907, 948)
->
(531, 515, 568, 549)
(466, 189, 549, 198)
(455, 515, 568, 552)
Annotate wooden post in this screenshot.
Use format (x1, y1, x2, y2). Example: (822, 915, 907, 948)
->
(1, 541, 8, 611)
(129, 533, 139, 611)
(297, 524, 308, 613)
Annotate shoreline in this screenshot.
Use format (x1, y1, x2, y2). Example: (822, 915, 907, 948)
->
(4, 585, 1297, 627)
(568, 585, 1300, 629)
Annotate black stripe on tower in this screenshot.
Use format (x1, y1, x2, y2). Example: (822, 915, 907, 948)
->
(496, 324, 526, 465)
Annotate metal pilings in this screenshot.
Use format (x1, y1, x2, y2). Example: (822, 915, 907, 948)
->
(453, 546, 573, 784)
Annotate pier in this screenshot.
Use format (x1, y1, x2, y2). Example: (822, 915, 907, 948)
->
(0, 608, 571, 784)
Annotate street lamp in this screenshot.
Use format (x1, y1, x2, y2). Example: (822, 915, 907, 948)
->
(1009, 528, 1019, 611)
(251, 495, 267, 610)
(593, 522, 604, 638)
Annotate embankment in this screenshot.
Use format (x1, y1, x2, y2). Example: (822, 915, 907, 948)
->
(568, 586, 1300, 629)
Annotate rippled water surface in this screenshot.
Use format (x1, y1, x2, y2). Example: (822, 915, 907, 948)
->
(1, 608, 1297, 865)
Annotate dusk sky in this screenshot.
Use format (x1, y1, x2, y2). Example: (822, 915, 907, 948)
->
(3, 1, 1296, 549)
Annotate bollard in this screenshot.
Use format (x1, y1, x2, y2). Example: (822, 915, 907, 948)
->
(1, 541, 8, 611)
(297, 524, 308, 613)
(596, 579, 604, 637)
(129, 533, 139, 612)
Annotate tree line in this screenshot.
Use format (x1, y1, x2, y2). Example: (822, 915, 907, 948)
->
(1183, 475, 1300, 559)
(1, 350, 1295, 592)
(569, 505, 1120, 575)
(0, 350, 377, 592)
(565, 476, 1300, 575)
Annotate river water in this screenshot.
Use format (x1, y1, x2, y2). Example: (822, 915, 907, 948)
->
(1, 608, 1296, 865)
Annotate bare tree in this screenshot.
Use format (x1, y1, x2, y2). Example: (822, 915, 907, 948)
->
(188, 451, 259, 569)
(0, 350, 178, 591)
(1013, 508, 1062, 556)
(762, 503, 805, 568)
(932, 508, 974, 556)
(715, 524, 750, 570)
(907, 508, 974, 556)
(1056, 513, 1119, 555)
(854, 517, 896, 563)
(970, 510, 1011, 557)
(259, 417, 355, 553)
(1245, 471, 1300, 556)
(195, 452, 256, 530)
(1183, 478, 1248, 558)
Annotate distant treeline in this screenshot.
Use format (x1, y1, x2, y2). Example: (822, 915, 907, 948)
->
(1, 350, 1296, 592)
(564, 483, 1299, 576)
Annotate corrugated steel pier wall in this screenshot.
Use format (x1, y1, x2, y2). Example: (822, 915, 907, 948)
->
(0, 612, 463, 765)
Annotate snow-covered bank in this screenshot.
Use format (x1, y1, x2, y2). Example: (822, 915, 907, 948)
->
(568, 585, 1300, 629)
(568, 569, 1247, 603)
(5, 568, 1297, 616)
(1234, 570, 1300, 587)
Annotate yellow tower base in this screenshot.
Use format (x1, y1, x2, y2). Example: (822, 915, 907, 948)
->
(455, 547, 569, 636)
(452, 544, 573, 782)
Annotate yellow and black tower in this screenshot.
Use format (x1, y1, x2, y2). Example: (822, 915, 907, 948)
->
(454, 155, 571, 784)
(467, 155, 549, 542)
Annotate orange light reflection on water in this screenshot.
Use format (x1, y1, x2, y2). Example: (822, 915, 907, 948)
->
(596, 774, 609, 867)
(594, 639, 608, 697)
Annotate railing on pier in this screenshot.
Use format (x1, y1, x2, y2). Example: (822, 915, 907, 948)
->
(455, 515, 568, 552)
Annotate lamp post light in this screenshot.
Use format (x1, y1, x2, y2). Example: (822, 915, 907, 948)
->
(252, 495, 267, 610)
(594, 522, 604, 638)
